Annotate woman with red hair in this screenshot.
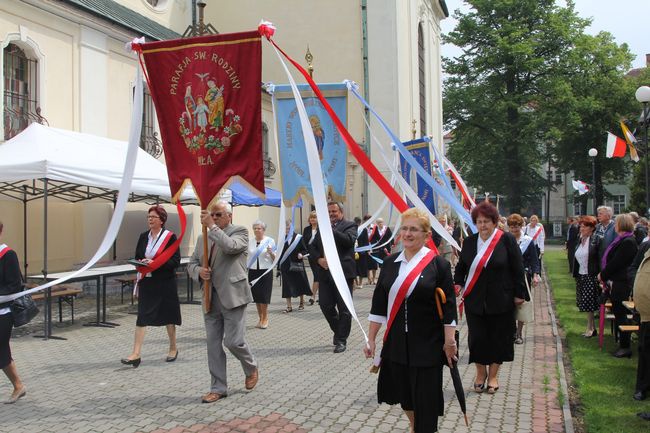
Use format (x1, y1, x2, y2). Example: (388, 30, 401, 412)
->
(121, 205, 181, 367)
(454, 201, 526, 394)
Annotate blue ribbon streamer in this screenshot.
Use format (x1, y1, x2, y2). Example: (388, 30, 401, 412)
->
(347, 83, 476, 233)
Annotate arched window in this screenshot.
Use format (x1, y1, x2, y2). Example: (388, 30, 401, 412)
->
(262, 121, 269, 157)
(418, 23, 426, 136)
(3, 43, 39, 140)
(140, 85, 162, 158)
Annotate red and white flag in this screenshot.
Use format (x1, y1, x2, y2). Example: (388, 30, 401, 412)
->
(606, 132, 626, 158)
(571, 180, 589, 196)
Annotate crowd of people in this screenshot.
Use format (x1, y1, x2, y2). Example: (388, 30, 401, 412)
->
(565, 206, 650, 422)
(3, 200, 650, 427)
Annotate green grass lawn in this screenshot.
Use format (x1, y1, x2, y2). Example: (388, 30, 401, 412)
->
(545, 250, 650, 432)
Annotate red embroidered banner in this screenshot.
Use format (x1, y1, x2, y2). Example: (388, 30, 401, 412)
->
(136, 31, 264, 206)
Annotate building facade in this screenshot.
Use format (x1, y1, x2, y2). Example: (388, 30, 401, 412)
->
(1, 0, 448, 271)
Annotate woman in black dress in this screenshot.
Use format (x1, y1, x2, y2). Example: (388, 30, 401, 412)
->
(354, 216, 369, 289)
(121, 205, 181, 367)
(364, 208, 457, 433)
(370, 218, 393, 269)
(279, 221, 312, 313)
(302, 211, 320, 305)
(248, 220, 276, 329)
(0, 220, 26, 403)
(600, 213, 638, 358)
(454, 201, 526, 394)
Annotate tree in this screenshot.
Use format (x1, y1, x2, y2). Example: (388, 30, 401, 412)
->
(627, 68, 650, 215)
(546, 31, 634, 212)
(444, 0, 589, 212)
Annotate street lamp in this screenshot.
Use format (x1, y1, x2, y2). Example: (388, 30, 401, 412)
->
(588, 148, 598, 215)
(636, 85, 650, 216)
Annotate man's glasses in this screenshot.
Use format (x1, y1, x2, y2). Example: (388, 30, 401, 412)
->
(147, 215, 160, 219)
(211, 212, 225, 218)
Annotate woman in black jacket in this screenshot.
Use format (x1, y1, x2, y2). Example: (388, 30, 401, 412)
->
(572, 216, 601, 337)
(454, 202, 526, 394)
(600, 213, 638, 358)
(121, 206, 181, 367)
(364, 208, 457, 433)
(0, 220, 26, 403)
(279, 221, 312, 313)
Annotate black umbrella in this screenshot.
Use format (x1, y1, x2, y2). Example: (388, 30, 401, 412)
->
(437, 289, 469, 427)
(449, 359, 469, 427)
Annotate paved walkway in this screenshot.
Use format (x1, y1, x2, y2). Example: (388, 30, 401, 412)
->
(2, 267, 571, 432)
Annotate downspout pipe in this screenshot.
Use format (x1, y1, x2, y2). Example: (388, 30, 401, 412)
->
(361, 0, 370, 215)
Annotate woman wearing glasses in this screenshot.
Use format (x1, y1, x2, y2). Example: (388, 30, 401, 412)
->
(454, 201, 526, 394)
(364, 208, 457, 433)
(121, 205, 181, 367)
(506, 213, 540, 344)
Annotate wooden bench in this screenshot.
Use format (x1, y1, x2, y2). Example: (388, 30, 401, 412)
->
(31, 285, 83, 324)
(115, 276, 137, 305)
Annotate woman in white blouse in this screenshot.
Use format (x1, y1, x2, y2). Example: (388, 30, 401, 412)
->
(572, 215, 601, 337)
(248, 220, 276, 329)
(524, 215, 545, 259)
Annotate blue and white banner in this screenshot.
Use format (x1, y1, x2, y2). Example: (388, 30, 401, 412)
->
(273, 83, 348, 206)
(399, 138, 436, 214)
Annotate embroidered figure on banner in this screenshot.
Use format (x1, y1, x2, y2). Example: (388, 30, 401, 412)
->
(310, 115, 325, 160)
(179, 76, 243, 155)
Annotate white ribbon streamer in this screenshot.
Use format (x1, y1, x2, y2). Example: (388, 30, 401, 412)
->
(271, 44, 368, 344)
(0, 67, 144, 303)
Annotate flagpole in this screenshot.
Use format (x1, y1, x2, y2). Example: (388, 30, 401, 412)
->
(202, 223, 211, 313)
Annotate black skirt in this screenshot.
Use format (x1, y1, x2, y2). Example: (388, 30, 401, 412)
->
(576, 274, 600, 312)
(356, 252, 368, 278)
(249, 269, 273, 304)
(377, 359, 444, 433)
(280, 264, 312, 299)
(307, 257, 321, 283)
(466, 309, 515, 365)
(0, 313, 13, 369)
(136, 277, 182, 327)
(367, 254, 379, 271)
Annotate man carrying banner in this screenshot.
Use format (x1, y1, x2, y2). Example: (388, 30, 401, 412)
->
(309, 202, 358, 353)
(188, 201, 258, 403)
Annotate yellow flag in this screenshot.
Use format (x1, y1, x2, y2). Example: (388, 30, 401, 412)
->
(620, 121, 640, 162)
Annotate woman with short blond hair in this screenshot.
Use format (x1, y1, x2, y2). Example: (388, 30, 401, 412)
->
(364, 207, 457, 433)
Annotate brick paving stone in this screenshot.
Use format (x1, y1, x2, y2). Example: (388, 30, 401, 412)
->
(0, 252, 573, 432)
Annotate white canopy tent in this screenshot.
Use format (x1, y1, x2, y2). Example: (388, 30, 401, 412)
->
(0, 122, 199, 202)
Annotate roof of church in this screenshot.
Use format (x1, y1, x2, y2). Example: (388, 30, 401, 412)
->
(61, 0, 180, 41)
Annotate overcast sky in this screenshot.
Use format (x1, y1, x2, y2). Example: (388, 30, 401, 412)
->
(441, 0, 650, 69)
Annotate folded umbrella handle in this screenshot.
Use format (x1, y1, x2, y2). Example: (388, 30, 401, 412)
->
(435, 287, 446, 318)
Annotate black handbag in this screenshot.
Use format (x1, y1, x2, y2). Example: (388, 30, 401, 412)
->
(11, 293, 39, 328)
(288, 261, 304, 273)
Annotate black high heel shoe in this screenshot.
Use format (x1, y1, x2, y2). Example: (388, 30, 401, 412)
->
(121, 358, 141, 368)
(166, 350, 178, 362)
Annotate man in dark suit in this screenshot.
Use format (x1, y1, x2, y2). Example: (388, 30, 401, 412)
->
(309, 202, 358, 353)
(565, 216, 579, 273)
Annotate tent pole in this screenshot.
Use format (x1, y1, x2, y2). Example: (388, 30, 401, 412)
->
(43, 178, 50, 340)
(112, 193, 117, 261)
(23, 185, 28, 277)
